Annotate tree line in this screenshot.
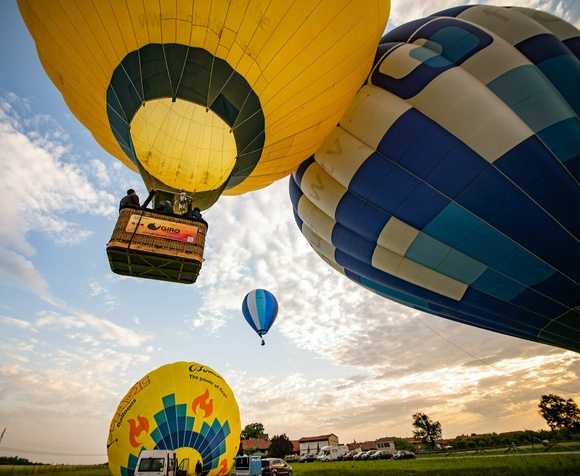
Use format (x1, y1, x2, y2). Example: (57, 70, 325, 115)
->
(240, 394, 580, 456)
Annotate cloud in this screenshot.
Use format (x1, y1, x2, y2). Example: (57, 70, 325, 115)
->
(0, 93, 118, 305)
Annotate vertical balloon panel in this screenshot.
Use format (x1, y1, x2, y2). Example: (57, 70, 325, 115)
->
(107, 362, 240, 476)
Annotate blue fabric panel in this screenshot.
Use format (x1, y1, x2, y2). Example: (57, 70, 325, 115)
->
(495, 135, 561, 187)
(397, 123, 459, 176)
(424, 143, 488, 199)
(371, 46, 454, 99)
(455, 166, 518, 220)
(377, 109, 433, 163)
(423, 202, 482, 248)
(455, 221, 519, 265)
(523, 222, 580, 283)
(350, 152, 396, 198)
(335, 192, 390, 243)
(531, 273, 580, 309)
(494, 246, 555, 286)
(395, 182, 450, 230)
(563, 36, 580, 58)
(565, 156, 580, 181)
(437, 249, 487, 284)
(516, 33, 571, 65)
(537, 56, 580, 115)
(537, 117, 580, 163)
(487, 191, 550, 243)
(342, 249, 543, 339)
(494, 136, 580, 238)
(356, 273, 432, 310)
(332, 224, 376, 265)
(365, 165, 421, 215)
(406, 232, 452, 269)
(511, 287, 570, 320)
(288, 174, 304, 213)
(472, 268, 526, 301)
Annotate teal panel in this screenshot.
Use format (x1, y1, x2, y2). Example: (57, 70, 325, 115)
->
(425, 26, 480, 64)
(437, 249, 487, 284)
(471, 268, 526, 301)
(456, 221, 519, 265)
(494, 247, 556, 286)
(488, 65, 573, 131)
(423, 202, 482, 247)
(536, 117, 580, 163)
(406, 232, 452, 269)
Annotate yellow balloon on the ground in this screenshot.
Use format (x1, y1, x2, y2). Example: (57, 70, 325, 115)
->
(107, 362, 241, 476)
(18, 0, 390, 209)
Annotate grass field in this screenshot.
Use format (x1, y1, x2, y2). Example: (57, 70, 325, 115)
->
(1, 451, 580, 476)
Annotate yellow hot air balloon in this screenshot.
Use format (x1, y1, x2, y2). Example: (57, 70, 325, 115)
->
(18, 0, 390, 284)
(107, 361, 241, 476)
(17, 0, 390, 209)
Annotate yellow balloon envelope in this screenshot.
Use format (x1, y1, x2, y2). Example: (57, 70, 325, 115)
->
(107, 362, 241, 476)
(18, 0, 390, 208)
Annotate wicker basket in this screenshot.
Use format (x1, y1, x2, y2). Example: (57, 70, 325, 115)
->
(106, 207, 208, 284)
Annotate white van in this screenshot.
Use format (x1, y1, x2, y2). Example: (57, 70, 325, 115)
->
(134, 450, 189, 476)
(317, 444, 350, 461)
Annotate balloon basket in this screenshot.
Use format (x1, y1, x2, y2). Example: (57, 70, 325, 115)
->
(106, 207, 208, 284)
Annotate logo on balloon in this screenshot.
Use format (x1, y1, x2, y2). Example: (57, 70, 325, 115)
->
(128, 415, 149, 448)
(192, 388, 213, 417)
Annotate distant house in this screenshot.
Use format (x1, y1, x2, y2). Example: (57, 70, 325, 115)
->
(298, 434, 339, 455)
(240, 438, 270, 456)
(376, 437, 396, 454)
(347, 440, 377, 453)
(290, 440, 300, 455)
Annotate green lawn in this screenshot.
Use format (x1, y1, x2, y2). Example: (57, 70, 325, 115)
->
(2, 451, 580, 476)
(289, 453, 580, 476)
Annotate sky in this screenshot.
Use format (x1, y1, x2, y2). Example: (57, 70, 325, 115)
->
(1, 0, 579, 465)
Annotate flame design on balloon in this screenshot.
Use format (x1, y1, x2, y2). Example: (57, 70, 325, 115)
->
(128, 415, 149, 448)
(192, 388, 214, 418)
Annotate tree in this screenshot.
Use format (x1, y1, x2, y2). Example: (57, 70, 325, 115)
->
(268, 433, 294, 458)
(412, 413, 442, 449)
(240, 422, 269, 440)
(393, 437, 417, 452)
(538, 394, 580, 431)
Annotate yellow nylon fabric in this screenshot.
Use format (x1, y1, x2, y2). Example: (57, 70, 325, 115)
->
(18, 0, 390, 197)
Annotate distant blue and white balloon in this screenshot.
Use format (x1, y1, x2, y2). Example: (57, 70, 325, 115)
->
(290, 6, 580, 353)
(242, 289, 279, 346)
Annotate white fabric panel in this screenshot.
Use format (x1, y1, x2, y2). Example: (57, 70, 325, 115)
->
(412, 67, 533, 163)
(297, 193, 337, 245)
(299, 160, 347, 219)
(340, 84, 412, 151)
(315, 127, 375, 189)
(376, 217, 419, 256)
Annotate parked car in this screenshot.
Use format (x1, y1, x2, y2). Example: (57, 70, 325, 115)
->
(393, 450, 416, 460)
(299, 453, 316, 463)
(341, 451, 356, 461)
(353, 451, 367, 461)
(370, 450, 393, 460)
(357, 450, 375, 460)
(261, 458, 293, 475)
